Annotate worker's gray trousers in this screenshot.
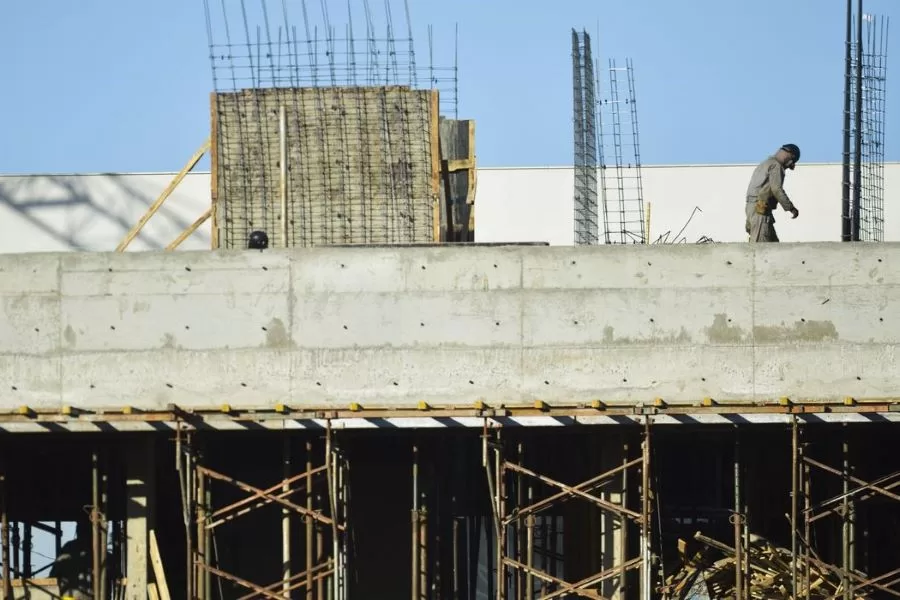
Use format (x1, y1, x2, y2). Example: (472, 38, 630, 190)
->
(745, 201, 778, 243)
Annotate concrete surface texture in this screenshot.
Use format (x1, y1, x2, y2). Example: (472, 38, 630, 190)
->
(1, 243, 896, 411)
(1, 162, 898, 254)
(214, 87, 436, 248)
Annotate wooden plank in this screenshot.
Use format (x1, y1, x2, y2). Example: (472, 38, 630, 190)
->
(467, 120, 476, 239)
(438, 118, 476, 242)
(209, 92, 220, 249)
(430, 89, 441, 242)
(149, 530, 172, 600)
(148, 582, 161, 600)
(166, 208, 212, 251)
(116, 138, 210, 252)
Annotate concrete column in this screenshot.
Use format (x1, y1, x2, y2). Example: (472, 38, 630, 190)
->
(125, 438, 154, 600)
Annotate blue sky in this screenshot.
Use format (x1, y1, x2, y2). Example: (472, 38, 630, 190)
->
(0, 0, 897, 173)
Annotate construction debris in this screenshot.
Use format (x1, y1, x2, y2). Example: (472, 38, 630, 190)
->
(661, 531, 854, 600)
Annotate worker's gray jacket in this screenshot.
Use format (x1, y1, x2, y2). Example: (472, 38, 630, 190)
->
(745, 156, 795, 216)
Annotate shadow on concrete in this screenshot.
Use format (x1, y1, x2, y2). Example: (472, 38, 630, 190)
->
(0, 173, 209, 251)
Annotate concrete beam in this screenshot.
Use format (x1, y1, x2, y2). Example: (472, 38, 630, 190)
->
(0, 243, 897, 412)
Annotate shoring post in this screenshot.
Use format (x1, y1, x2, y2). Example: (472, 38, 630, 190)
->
(496, 430, 506, 600)
(92, 449, 101, 600)
(791, 418, 799, 599)
(307, 440, 314, 600)
(640, 420, 651, 600)
(734, 428, 743, 600)
(283, 433, 292, 599)
(412, 444, 420, 600)
(1, 471, 10, 600)
(197, 458, 207, 600)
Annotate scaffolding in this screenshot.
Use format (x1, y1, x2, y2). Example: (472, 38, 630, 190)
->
(201, 0, 460, 249)
(597, 59, 646, 245)
(181, 426, 349, 600)
(1, 414, 900, 599)
(572, 29, 599, 246)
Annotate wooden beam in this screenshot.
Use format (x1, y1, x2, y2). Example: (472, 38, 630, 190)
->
(165, 208, 212, 251)
(149, 530, 172, 600)
(429, 90, 441, 242)
(116, 138, 211, 252)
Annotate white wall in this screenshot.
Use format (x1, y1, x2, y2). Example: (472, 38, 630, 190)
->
(477, 163, 900, 245)
(0, 163, 897, 253)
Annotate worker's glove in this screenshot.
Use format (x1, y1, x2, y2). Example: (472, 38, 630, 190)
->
(790, 208, 799, 219)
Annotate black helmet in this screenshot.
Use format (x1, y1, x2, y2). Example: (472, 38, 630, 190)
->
(780, 143, 801, 161)
(248, 230, 269, 250)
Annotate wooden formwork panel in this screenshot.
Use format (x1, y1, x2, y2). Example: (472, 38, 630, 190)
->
(211, 86, 439, 248)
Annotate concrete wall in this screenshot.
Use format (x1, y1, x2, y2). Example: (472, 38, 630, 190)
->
(1, 163, 898, 253)
(1, 243, 896, 412)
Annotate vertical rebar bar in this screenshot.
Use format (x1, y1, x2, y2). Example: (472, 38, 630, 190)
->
(852, 0, 864, 241)
(843, 0, 853, 241)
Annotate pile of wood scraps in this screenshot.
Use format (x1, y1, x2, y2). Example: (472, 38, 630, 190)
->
(660, 531, 855, 600)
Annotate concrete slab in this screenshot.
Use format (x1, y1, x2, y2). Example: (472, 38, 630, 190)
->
(1, 242, 898, 412)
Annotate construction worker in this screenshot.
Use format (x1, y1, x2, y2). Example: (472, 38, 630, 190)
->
(744, 144, 801, 242)
(50, 519, 92, 599)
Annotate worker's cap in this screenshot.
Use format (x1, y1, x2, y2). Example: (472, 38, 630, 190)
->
(780, 143, 801, 168)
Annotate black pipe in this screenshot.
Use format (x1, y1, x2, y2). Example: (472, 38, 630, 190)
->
(842, 0, 852, 241)
(852, 0, 864, 241)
